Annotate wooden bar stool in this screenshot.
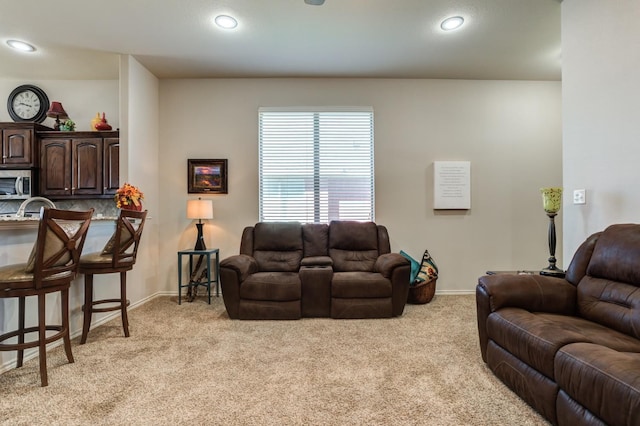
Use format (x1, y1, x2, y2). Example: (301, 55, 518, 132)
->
(0, 207, 93, 386)
(78, 209, 147, 344)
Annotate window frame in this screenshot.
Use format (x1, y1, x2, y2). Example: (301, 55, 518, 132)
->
(258, 107, 375, 224)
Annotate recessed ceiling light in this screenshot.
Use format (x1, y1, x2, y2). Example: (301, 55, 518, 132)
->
(440, 16, 465, 31)
(6, 39, 36, 52)
(214, 15, 238, 29)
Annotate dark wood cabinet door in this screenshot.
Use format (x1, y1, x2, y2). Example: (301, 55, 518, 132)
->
(37, 129, 117, 199)
(103, 138, 119, 194)
(40, 139, 72, 196)
(72, 138, 103, 195)
(2, 129, 32, 166)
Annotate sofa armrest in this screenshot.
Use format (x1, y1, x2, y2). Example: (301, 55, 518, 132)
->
(375, 253, 409, 278)
(301, 256, 333, 267)
(220, 254, 258, 282)
(219, 254, 258, 319)
(476, 273, 577, 363)
(374, 253, 411, 317)
(478, 274, 577, 314)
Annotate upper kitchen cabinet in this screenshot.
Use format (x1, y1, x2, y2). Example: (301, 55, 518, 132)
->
(0, 123, 51, 168)
(103, 137, 119, 195)
(38, 130, 119, 199)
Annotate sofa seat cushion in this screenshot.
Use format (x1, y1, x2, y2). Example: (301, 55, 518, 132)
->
(487, 307, 640, 379)
(331, 272, 391, 298)
(240, 272, 301, 301)
(555, 342, 640, 426)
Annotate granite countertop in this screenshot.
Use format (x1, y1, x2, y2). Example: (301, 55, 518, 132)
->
(0, 215, 118, 230)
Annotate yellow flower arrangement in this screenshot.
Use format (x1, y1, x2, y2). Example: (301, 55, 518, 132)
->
(115, 183, 144, 209)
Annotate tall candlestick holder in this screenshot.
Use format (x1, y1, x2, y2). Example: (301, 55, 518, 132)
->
(540, 187, 564, 277)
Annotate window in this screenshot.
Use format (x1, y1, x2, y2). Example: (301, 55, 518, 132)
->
(259, 107, 374, 223)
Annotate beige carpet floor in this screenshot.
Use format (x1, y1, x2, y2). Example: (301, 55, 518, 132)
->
(0, 295, 548, 425)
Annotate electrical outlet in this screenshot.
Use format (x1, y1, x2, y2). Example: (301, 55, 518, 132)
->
(573, 189, 586, 205)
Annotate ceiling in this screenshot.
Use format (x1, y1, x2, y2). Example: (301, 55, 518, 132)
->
(0, 0, 561, 81)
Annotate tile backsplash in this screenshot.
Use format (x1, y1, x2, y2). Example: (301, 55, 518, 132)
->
(0, 199, 117, 217)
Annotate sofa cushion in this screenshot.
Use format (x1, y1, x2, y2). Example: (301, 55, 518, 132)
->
(240, 272, 301, 301)
(252, 222, 303, 272)
(578, 223, 640, 338)
(555, 342, 640, 426)
(487, 308, 640, 379)
(302, 223, 329, 257)
(586, 223, 640, 285)
(253, 251, 303, 273)
(329, 221, 379, 272)
(331, 272, 392, 298)
(577, 276, 640, 339)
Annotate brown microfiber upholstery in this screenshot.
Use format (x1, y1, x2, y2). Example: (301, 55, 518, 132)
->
(252, 222, 303, 272)
(329, 221, 379, 272)
(220, 221, 410, 320)
(477, 223, 640, 425)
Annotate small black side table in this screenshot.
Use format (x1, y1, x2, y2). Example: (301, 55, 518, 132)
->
(177, 249, 220, 304)
(486, 270, 565, 278)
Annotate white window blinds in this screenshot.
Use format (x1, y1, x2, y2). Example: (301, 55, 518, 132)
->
(259, 107, 374, 223)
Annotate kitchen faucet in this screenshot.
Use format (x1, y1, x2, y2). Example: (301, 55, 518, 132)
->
(16, 197, 56, 217)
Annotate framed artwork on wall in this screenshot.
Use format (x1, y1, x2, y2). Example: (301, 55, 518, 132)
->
(188, 159, 228, 194)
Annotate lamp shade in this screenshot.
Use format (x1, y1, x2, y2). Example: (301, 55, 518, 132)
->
(540, 187, 563, 214)
(187, 199, 213, 220)
(46, 101, 69, 119)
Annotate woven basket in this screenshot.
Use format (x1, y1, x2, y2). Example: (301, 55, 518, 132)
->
(407, 278, 437, 304)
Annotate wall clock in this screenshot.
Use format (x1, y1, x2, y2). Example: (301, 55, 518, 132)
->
(7, 84, 50, 123)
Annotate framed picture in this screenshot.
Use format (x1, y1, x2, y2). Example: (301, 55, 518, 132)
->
(188, 159, 228, 194)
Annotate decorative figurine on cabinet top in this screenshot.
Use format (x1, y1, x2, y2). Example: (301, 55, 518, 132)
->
(95, 112, 112, 131)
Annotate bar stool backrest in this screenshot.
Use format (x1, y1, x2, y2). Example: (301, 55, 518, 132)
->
(100, 209, 148, 269)
(25, 207, 94, 288)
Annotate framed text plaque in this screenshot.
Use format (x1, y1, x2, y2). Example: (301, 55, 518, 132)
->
(433, 161, 471, 210)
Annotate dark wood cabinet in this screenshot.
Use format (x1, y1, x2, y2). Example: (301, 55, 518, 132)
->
(38, 130, 118, 199)
(103, 137, 119, 195)
(0, 123, 51, 168)
(40, 138, 72, 196)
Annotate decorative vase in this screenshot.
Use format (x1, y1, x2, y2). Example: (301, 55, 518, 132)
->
(91, 112, 101, 131)
(121, 201, 142, 211)
(95, 112, 113, 131)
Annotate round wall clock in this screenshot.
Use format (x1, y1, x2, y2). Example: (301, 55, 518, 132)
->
(7, 84, 50, 123)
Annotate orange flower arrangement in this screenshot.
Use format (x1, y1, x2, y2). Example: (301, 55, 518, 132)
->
(114, 183, 144, 209)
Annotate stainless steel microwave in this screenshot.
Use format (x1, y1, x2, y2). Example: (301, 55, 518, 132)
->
(0, 169, 32, 199)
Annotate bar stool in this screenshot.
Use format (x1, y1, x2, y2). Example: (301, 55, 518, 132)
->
(0, 207, 93, 386)
(78, 209, 147, 344)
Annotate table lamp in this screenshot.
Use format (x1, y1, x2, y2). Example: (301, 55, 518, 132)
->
(187, 198, 213, 250)
(540, 187, 564, 277)
(46, 101, 69, 131)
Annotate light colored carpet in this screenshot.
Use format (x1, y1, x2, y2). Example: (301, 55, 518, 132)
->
(0, 295, 548, 425)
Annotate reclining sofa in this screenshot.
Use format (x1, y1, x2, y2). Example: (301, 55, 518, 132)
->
(219, 221, 411, 320)
(476, 224, 640, 425)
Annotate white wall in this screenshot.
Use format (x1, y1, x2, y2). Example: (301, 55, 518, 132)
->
(119, 55, 161, 302)
(0, 79, 118, 131)
(158, 78, 562, 294)
(561, 0, 640, 259)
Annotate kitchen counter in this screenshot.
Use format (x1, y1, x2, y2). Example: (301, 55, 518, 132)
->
(0, 215, 118, 230)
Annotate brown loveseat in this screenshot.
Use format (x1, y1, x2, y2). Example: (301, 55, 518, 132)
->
(219, 221, 411, 320)
(476, 224, 640, 426)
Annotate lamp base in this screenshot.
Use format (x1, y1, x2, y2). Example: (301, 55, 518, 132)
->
(194, 222, 206, 251)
